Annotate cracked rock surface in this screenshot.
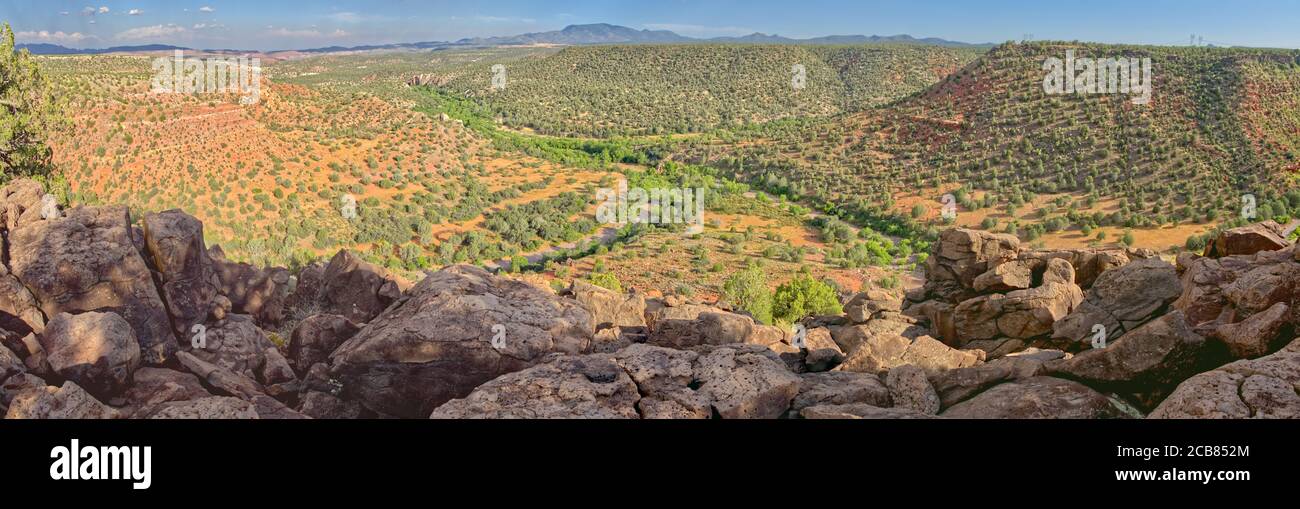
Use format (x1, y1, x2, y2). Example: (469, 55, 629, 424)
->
(431, 343, 799, 419)
(1150, 337, 1300, 418)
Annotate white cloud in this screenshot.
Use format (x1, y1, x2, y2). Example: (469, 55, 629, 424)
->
(116, 24, 187, 40)
(16, 30, 94, 44)
(59, 11, 70, 16)
(79, 5, 109, 17)
(199, 6, 215, 13)
(128, 9, 143, 16)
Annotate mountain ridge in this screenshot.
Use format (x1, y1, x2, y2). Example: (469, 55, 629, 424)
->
(17, 23, 988, 55)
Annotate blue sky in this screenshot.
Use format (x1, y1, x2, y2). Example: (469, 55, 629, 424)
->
(3, 0, 1300, 51)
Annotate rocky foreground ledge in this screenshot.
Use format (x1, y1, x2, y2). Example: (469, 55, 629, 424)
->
(1, 178, 1297, 419)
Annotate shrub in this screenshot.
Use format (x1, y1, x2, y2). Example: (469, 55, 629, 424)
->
(588, 272, 622, 293)
(772, 277, 842, 324)
(722, 264, 773, 325)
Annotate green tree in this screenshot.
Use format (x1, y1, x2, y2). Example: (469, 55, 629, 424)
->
(722, 264, 773, 325)
(1, 24, 63, 179)
(772, 277, 842, 324)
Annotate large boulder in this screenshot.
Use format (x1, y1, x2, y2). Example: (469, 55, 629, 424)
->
(779, 326, 844, 373)
(9, 206, 177, 365)
(317, 250, 406, 324)
(119, 367, 212, 418)
(1, 330, 49, 376)
(0, 343, 23, 385)
(1150, 337, 1300, 418)
(928, 352, 1057, 408)
(644, 298, 717, 330)
(569, 280, 647, 330)
(39, 311, 141, 398)
(329, 265, 593, 418)
(142, 210, 219, 338)
(940, 376, 1139, 419)
(0, 372, 43, 408)
(0, 178, 47, 231)
(1212, 302, 1293, 359)
(790, 371, 891, 414)
(0, 265, 45, 336)
(648, 309, 784, 349)
(1047, 311, 1207, 409)
(1173, 249, 1300, 340)
(886, 364, 940, 414)
(972, 259, 1034, 293)
(691, 344, 801, 419)
(834, 334, 983, 376)
(612, 343, 709, 419)
(1173, 254, 1253, 327)
(1221, 262, 1300, 317)
(298, 391, 362, 419)
(430, 343, 797, 419)
(1203, 221, 1289, 258)
(829, 316, 931, 353)
(142, 396, 261, 419)
(176, 350, 267, 400)
(209, 246, 292, 328)
(186, 314, 295, 386)
(907, 300, 956, 343)
(844, 289, 903, 323)
(284, 262, 326, 317)
(430, 353, 642, 419)
(5, 381, 122, 419)
(287, 314, 360, 375)
(1018, 248, 1133, 289)
(923, 228, 1020, 302)
(800, 403, 939, 419)
(952, 281, 1084, 345)
(1051, 257, 1181, 347)
(174, 350, 305, 419)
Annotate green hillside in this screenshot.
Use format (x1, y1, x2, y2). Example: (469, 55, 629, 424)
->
(435, 44, 983, 137)
(677, 42, 1300, 246)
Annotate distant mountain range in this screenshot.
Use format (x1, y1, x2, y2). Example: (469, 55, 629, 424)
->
(454, 23, 692, 46)
(456, 24, 985, 47)
(17, 23, 989, 56)
(15, 43, 189, 55)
